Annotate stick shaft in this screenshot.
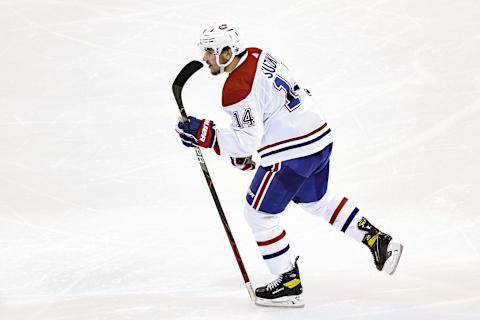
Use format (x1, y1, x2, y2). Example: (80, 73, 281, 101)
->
(172, 61, 254, 301)
(193, 146, 251, 285)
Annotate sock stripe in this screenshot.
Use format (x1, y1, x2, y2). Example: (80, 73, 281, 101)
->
(341, 208, 359, 232)
(262, 244, 290, 260)
(329, 197, 348, 224)
(257, 230, 286, 246)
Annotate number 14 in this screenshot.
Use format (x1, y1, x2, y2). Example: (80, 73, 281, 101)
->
(233, 108, 255, 128)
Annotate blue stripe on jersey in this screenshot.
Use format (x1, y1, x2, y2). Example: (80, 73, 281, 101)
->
(261, 129, 331, 158)
(262, 244, 290, 260)
(341, 208, 359, 232)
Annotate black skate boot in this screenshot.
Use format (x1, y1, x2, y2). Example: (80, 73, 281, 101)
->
(358, 217, 403, 275)
(255, 256, 304, 308)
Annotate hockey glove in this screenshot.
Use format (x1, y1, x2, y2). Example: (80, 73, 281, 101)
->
(176, 116, 219, 152)
(230, 156, 256, 171)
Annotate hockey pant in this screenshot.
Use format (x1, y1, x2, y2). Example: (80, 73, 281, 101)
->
(244, 144, 368, 275)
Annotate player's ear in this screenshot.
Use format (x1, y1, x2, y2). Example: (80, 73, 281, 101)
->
(221, 47, 232, 62)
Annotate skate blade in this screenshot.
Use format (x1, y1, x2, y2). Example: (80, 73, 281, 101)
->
(255, 295, 304, 308)
(384, 242, 403, 275)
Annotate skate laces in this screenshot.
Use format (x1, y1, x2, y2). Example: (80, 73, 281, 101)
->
(266, 275, 283, 291)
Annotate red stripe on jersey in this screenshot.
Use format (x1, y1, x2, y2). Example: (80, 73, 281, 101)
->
(257, 230, 286, 246)
(222, 47, 262, 107)
(329, 197, 348, 225)
(258, 123, 328, 153)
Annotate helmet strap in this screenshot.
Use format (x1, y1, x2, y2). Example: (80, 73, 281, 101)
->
(216, 52, 236, 74)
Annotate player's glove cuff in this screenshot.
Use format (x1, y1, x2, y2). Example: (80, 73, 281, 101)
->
(195, 119, 217, 149)
(230, 156, 256, 171)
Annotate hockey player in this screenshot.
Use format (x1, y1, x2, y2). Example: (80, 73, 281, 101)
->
(175, 22, 403, 307)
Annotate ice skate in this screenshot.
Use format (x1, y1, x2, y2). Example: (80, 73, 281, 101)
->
(358, 218, 403, 275)
(255, 256, 304, 308)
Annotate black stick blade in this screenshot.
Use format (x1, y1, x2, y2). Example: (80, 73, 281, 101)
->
(172, 60, 203, 119)
(172, 60, 203, 88)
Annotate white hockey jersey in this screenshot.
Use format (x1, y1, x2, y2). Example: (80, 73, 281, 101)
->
(216, 47, 333, 167)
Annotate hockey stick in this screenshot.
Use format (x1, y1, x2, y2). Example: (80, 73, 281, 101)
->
(172, 61, 255, 302)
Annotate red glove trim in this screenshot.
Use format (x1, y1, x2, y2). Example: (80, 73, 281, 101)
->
(195, 119, 216, 148)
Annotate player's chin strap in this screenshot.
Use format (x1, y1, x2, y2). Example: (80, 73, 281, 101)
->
(216, 50, 247, 74)
(216, 54, 235, 74)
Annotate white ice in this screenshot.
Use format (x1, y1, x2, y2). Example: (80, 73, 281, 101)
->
(1, 0, 479, 319)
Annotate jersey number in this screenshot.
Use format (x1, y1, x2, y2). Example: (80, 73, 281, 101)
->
(233, 108, 255, 128)
(274, 75, 301, 112)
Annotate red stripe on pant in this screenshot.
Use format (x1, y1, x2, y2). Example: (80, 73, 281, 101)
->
(329, 197, 348, 224)
(252, 163, 280, 210)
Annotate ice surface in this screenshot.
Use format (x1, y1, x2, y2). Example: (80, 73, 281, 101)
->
(1, 0, 479, 319)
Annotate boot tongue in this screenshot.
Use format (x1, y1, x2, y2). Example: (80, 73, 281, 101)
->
(266, 275, 283, 291)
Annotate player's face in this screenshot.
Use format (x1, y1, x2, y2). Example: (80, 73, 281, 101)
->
(203, 49, 221, 75)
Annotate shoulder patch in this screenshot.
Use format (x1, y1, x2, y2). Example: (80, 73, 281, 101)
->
(222, 47, 262, 107)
